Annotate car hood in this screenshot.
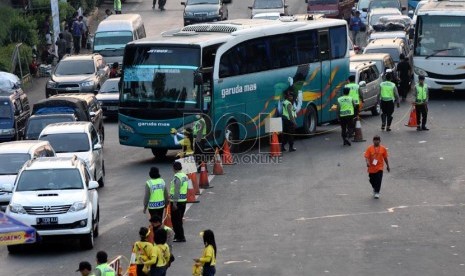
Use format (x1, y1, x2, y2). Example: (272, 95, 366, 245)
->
(96, 93, 119, 101)
(0, 118, 13, 129)
(11, 189, 86, 206)
(0, 175, 16, 192)
(55, 152, 91, 163)
(185, 4, 219, 13)
(52, 75, 94, 83)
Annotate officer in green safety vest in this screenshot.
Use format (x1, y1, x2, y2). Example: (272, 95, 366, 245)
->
(414, 75, 429, 131)
(281, 90, 297, 152)
(193, 114, 207, 168)
(345, 75, 364, 117)
(170, 161, 189, 242)
(337, 87, 355, 146)
(94, 251, 115, 276)
(143, 167, 168, 219)
(114, 0, 122, 14)
(378, 72, 400, 131)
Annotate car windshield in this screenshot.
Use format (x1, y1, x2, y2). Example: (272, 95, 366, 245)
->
(187, 0, 218, 4)
(16, 169, 83, 191)
(26, 116, 75, 139)
(100, 80, 119, 93)
(55, 60, 95, 76)
(0, 101, 11, 118)
(40, 133, 90, 153)
(370, 13, 400, 26)
(370, 1, 400, 9)
(0, 153, 30, 175)
(365, 48, 401, 62)
(94, 31, 133, 56)
(254, 0, 283, 9)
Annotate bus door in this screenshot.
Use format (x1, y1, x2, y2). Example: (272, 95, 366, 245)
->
(318, 30, 333, 123)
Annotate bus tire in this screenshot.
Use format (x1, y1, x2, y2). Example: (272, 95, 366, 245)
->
(151, 148, 168, 161)
(225, 121, 239, 153)
(303, 105, 317, 135)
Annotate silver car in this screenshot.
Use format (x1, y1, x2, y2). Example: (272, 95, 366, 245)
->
(349, 61, 382, 115)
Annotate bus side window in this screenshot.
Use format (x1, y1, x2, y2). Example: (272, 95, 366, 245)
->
(329, 26, 347, 59)
(318, 31, 330, 61)
(244, 39, 269, 73)
(270, 34, 296, 69)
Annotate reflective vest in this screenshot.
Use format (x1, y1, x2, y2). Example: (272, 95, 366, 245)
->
(282, 99, 296, 120)
(380, 81, 396, 101)
(193, 118, 206, 137)
(338, 95, 355, 117)
(345, 83, 361, 105)
(415, 84, 428, 103)
(96, 263, 115, 276)
(114, 0, 121, 11)
(170, 172, 188, 202)
(147, 178, 165, 209)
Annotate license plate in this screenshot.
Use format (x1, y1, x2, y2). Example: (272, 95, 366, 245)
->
(37, 217, 58, 225)
(442, 86, 454, 91)
(107, 106, 118, 111)
(147, 140, 160, 146)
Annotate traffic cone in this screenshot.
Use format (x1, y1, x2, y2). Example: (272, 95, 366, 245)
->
(188, 172, 200, 195)
(213, 148, 224, 175)
(222, 140, 233, 165)
(405, 104, 418, 127)
(186, 177, 199, 203)
(163, 204, 173, 228)
(352, 117, 366, 142)
(270, 132, 281, 157)
(199, 161, 211, 189)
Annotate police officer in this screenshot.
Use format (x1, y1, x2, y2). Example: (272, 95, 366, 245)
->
(379, 71, 400, 131)
(170, 161, 189, 242)
(94, 251, 115, 276)
(414, 75, 429, 131)
(143, 167, 168, 219)
(337, 87, 355, 146)
(193, 114, 207, 165)
(281, 91, 297, 152)
(345, 75, 363, 136)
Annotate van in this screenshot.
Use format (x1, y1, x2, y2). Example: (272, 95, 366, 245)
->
(349, 61, 382, 115)
(0, 89, 31, 141)
(249, 0, 288, 18)
(92, 14, 146, 65)
(305, 0, 353, 21)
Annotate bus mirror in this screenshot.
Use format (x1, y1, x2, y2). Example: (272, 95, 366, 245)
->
(194, 72, 203, 85)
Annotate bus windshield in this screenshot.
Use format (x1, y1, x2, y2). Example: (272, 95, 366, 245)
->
(415, 16, 465, 57)
(121, 46, 200, 109)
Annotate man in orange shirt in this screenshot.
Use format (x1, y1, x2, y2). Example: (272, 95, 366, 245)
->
(364, 135, 390, 199)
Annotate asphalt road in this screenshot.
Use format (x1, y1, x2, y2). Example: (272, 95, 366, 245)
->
(3, 0, 465, 275)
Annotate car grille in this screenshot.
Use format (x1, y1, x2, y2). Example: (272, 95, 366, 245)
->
(426, 71, 465, 80)
(24, 205, 71, 215)
(33, 220, 86, 230)
(101, 100, 119, 106)
(194, 12, 208, 17)
(57, 84, 80, 88)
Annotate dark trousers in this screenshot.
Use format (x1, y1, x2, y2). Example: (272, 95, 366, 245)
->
(202, 266, 216, 276)
(170, 202, 186, 240)
(151, 267, 167, 276)
(73, 36, 81, 54)
(65, 47, 71, 54)
(148, 208, 164, 220)
(380, 101, 394, 128)
(416, 104, 428, 128)
(369, 170, 383, 193)
(398, 80, 410, 99)
(281, 118, 295, 149)
(340, 115, 354, 141)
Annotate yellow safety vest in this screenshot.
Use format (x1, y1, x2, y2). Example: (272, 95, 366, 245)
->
(96, 263, 115, 276)
(193, 118, 206, 136)
(345, 83, 360, 105)
(338, 95, 355, 117)
(147, 178, 165, 209)
(282, 99, 296, 120)
(415, 84, 428, 103)
(380, 81, 395, 101)
(170, 172, 188, 202)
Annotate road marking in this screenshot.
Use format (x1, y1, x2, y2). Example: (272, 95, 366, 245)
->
(224, 260, 251, 265)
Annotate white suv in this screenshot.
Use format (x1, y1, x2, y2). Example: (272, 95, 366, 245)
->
(6, 156, 99, 252)
(38, 122, 105, 187)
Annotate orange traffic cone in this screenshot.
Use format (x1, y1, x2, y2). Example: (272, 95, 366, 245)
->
(213, 148, 224, 175)
(186, 177, 199, 203)
(405, 104, 418, 127)
(163, 204, 173, 228)
(270, 132, 281, 156)
(199, 161, 211, 189)
(188, 172, 200, 195)
(222, 140, 233, 165)
(352, 117, 366, 142)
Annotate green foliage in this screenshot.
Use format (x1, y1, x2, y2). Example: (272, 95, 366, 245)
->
(0, 6, 38, 47)
(59, 2, 77, 22)
(0, 43, 32, 74)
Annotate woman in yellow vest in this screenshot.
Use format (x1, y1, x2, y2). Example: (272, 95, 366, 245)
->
(132, 227, 156, 276)
(194, 229, 217, 276)
(172, 127, 194, 158)
(151, 228, 169, 275)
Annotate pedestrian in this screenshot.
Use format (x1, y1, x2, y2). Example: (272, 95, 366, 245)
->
(364, 135, 390, 199)
(94, 251, 116, 276)
(281, 91, 297, 152)
(76, 261, 93, 276)
(132, 227, 156, 276)
(143, 167, 168, 219)
(29, 56, 39, 77)
(414, 75, 429, 131)
(379, 71, 400, 131)
(109, 62, 120, 78)
(337, 87, 355, 146)
(193, 229, 217, 276)
(148, 215, 175, 249)
(193, 114, 207, 166)
(349, 11, 364, 46)
(397, 54, 412, 102)
(62, 25, 73, 54)
(42, 15, 50, 38)
(172, 128, 194, 158)
(170, 161, 188, 243)
(105, 9, 113, 19)
(72, 16, 84, 54)
(152, 228, 169, 276)
(114, 0, 122, 14)
(81, 12, 89, 49)
(55, 33, 67, 61)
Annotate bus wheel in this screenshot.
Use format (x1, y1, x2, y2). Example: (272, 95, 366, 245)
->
(225, 121, 239, 153)
(303, 105, 317, 134)
(151, 148, 168, 161)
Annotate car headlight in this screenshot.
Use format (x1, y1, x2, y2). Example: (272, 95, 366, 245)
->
(414, 66, 428, 77)
(207, 11, 219, 16)
(0, 128, 15, 135)
(69, 201, 87, 212)
(9, 204, 26, 214)
(46, 80, 57, 88)
(81, 81, 95, 87)
(184, 11, 194, 16)
(119, 122, 134, 133)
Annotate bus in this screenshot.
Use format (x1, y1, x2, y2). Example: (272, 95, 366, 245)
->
(119, 18, 350, 159)
(413, 0, 465, 92)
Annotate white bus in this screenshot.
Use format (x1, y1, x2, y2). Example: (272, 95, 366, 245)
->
(413, 0, 465, 92)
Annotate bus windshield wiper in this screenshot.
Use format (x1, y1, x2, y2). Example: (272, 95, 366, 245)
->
(425, 48, 458, 59)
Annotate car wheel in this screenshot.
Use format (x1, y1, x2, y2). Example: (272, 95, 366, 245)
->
(151, 148, 168, 161)
(303, 105, 317, 134)
(93, 207, 99, 238)
(371, 102, 380, 116)
(80, 220, 94, 250)
(98, 162, 105, 188)
(7, 245, 22, 254)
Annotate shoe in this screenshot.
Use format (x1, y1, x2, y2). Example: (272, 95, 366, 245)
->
(281, 146, 287, 152)
(173, 238, 186, 243)
(152, 5, 155, 9)
(381, 126, 385, 131)
(289, 147, 296, 152)
(417, 127, 422, 131)
(343, 139, 351, 146)
(422, 127, 429, 131)
(386, 128, 391, 132)
(374, 193, 380, 199)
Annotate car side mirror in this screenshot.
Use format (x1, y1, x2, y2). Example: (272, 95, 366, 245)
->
(89, 111, 96, 117)
(305, 0, 308, 3)
(181, 1, 185, 5)
(93, 143, 102, 151)
(402, 6, 406, 11)
(408, 10, 414, 15)
(248, 6, 252, 9)
(362, 8, 367, 12)
(223, 0, 231, 3)
(359, 81, 367, 87)
(88, 180, 99, 190)
(284, 4, 288, 8)
(194, 71, 203, 85)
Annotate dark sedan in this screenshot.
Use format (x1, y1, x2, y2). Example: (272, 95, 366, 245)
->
(96, 78, 119, 117)
(181, 0, 231, 26)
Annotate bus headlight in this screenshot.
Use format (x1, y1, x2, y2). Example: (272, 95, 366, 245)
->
(414, 66, 428, 77)
(119, 122, 134, 133)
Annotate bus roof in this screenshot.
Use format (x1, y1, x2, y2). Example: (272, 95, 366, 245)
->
(417, 0, 465, 15)
(126, 18, 346, 48)
(96, 14, 142, 33)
